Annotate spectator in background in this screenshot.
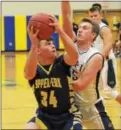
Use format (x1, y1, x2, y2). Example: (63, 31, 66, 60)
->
(117, 24, 121, 41)
(92, 3, 109, 26)
(115, 25, 121, 58)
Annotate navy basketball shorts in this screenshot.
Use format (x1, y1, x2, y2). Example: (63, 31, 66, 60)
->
(28, 109, 82, 130)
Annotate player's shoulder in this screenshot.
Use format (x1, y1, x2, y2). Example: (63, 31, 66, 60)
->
(88, 47, 103, 60)
(89, 47, 104, 60)
(54, 54, 71, 68)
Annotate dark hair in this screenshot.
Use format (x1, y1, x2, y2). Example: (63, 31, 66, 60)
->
(81, 18, 100, 41)
(47, 37, 55, 42)
(38, 37, 55, 47)
(89, 6, 101, 13)
(92, 3, 102, 11)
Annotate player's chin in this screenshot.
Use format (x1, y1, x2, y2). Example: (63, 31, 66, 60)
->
(53, 52, 57, 57)
(52, 49, 56, 53)
(50, 51, 57, 57)
(77, 38, 83, 43)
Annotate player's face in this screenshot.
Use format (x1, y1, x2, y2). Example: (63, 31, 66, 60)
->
(77, 22, 94, 44)
(89, 11, 101, 23)
(38, 40, 57, 58)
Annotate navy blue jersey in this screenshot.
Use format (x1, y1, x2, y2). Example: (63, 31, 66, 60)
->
(29, 55, 75, 115)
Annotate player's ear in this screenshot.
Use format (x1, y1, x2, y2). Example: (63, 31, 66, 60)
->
(37, 46, 44, 55)
(92, 32, 96, 40)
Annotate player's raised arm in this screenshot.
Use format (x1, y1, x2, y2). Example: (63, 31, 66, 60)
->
(49, 16, 78, 65)
(24, 26, 39, 80)
(61, 0, 76, 40)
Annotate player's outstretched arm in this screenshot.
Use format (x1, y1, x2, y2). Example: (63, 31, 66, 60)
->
(24, 26, 39, 80)
(49, 16, 78, 65)
(61, 0, 76, 40)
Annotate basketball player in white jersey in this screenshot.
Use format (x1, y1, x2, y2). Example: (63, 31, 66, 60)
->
(61, 1, 115, 129)
(88, 7, 121, 104)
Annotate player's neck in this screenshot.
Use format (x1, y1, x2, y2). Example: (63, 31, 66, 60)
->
(78, 41, 92, 51)
(38, 56, 55, 66)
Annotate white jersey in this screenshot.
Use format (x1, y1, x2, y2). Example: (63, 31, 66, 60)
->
(71, 46, 104, 107)
(93, 22, 115, 59)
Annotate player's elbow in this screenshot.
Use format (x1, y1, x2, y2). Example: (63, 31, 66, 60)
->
(73, 85, 86, 92)
(24, 71, 36, 80)
(72, 80, 86, 92)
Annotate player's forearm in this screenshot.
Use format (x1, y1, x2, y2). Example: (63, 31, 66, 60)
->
(24, 47, 38, 79)
(72, 70, 98, 92)
(61, 0, 71, 16)
(103, 44, 112, 57)
(72, 80, 86, 92)
(61, 0, 75, 40)
(72, 77, 91, 92)
(102, 28, 113, 57)
(58, 28, 78, 63)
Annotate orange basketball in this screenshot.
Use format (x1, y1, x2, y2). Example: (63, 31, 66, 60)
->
(28, 13, 55, 39)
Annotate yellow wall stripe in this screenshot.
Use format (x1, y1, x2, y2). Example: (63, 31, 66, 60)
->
(15, 15, 27, 51)
(2, 16, 5, 51)
(2, 54, 5, 82)
(59, 15, 64, 49)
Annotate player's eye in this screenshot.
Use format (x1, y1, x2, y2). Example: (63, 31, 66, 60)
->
(46, 42, 51, 45)
(83, 26, 88, 30)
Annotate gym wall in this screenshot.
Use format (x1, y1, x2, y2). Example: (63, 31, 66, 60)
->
(1, 1, 121, 51)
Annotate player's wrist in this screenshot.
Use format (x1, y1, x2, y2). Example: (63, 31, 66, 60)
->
(30, 45, 38, 52)
(56, 26, 63, 33)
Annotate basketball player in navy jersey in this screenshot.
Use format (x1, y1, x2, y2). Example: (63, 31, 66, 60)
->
(61, 1, 114, 129)
(24, 15, 82, 130)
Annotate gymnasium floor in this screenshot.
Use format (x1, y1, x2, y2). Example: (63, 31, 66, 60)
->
(1, 52, 121, 129)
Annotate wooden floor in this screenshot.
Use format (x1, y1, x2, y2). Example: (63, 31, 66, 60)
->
(2, 52, 121, 129)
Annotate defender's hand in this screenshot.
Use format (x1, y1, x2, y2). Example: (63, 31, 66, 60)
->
(48, 15, 61, 32)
